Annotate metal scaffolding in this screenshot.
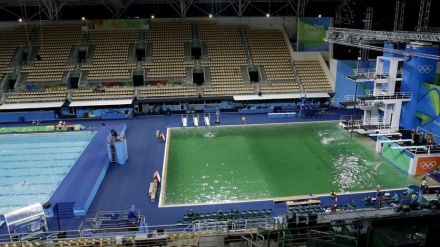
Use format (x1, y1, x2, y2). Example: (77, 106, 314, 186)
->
(393, 1, 405, 31)
(361, 7, 373, 61)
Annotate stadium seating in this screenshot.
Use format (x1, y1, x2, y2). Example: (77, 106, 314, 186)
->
(144, 21, 194, 79)
(138, 85, 197, 98)
(21, 23, 82, 83)
(82, 30, 138, 81)
(246, 29, 296, 81)
(245, 28, 299, 94)
(294, 60, 333, 92)
(71, 87, 134, 101)
(4, 89, 67, 103)
(0, 26, 31, 80)
(198, 22, 254, 96)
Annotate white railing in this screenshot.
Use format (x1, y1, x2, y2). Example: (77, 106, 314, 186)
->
(363, 91, 412, 99)
(340, 115, 364, 122)
(356, 100, 373, 106)
(344, 95, 356, 101)
(352, 68, 376, 79)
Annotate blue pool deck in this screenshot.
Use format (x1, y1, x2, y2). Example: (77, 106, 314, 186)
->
(45, 124, 126, 218)
(0, 108, 434, 235)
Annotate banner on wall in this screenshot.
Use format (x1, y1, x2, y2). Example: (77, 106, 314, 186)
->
(415, 82, 440, 136)
(415, 157, 440, 175)
(297, 17, 331, 51)
(87, 19, 143, 30)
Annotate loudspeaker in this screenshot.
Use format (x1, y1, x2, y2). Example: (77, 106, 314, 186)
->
(258, 92, 262, 96)
(43, 201, 51, 209)
(36, 54, 42, 61)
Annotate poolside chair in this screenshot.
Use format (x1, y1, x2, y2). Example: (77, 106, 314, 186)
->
(253, 210, 260, 217)
(199, 213, 205, 220)
(194, 213, 200, 220)
(223, 212, 229, 219)
(266, 208, 272, 216)
(240, 210, 247, 218)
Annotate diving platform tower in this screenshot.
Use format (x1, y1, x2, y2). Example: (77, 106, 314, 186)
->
(339, 56, 412, 134)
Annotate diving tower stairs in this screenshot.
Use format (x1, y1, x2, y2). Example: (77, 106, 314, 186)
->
(339, 56, 411, 134)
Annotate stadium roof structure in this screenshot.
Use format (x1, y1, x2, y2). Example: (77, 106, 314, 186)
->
(0, 0, 339, 20)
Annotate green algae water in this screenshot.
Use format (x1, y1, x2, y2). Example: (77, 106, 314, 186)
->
(164, 122, 417, 205)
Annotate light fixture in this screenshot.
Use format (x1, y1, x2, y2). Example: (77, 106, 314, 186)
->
(151, 15, 155, 19)
(18, 18, 23, 22)
(266, 13, 270, 17)
(81, 17, 86, 21)
(318, 14, 322, 18)
(209, 14, 212, 18)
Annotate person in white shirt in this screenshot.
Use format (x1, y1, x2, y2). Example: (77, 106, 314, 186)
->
(115, 233, 123, 246)
(421, 176, 427, 192)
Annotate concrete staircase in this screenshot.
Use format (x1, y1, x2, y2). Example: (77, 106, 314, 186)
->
(240, 27, 253, 66)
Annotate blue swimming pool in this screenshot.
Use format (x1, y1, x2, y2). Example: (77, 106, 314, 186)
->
(0, 132, 95, 214)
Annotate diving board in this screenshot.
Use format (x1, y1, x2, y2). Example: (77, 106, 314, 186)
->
(369, 133, 402, 137)
(391, 146, 428, 150)
(379, 139, 413, 143)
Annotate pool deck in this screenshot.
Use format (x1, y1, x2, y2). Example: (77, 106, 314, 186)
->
(0, 108, 438, 235)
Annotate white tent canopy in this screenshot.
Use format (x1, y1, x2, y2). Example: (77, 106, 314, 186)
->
(69, 99, 133, 107)
(0, 102, 64, 110)
(233, 93, 330, 101)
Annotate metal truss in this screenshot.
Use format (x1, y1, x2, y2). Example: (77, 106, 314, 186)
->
(0, 0, 322, 19)
(325, 28, 440, 60)
(325, 38, 440, 60)
(393, 1, 405, 31)
(326, 27, 440, 43)
(361, 7, 372, 61)
(417, 0, 431, 31)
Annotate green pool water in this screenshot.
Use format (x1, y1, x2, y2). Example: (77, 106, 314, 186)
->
(164, 122, 417, 205)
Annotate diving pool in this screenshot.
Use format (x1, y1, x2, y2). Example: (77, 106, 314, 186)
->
(0, 132, 95, 213)
(163, 122, 418, 205)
